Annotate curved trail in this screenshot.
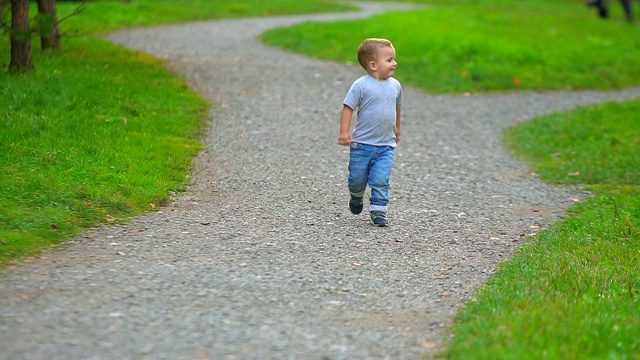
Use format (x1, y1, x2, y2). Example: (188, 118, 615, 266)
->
(2, 3, 639, 359)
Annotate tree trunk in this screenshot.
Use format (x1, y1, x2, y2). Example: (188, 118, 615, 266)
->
(37, 0, 60, 50)
(9, 0, 33, 72)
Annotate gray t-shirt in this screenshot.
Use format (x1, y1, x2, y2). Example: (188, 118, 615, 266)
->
(343, 75, 403, 147)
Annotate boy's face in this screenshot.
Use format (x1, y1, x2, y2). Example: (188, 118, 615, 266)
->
(369, 46, 397, 80)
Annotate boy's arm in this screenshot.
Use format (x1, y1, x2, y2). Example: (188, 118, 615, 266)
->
(395, 106, 402, 143)
(338, 105, 353, 145)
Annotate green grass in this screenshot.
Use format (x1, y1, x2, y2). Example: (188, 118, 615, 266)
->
(503, 100, 640, 186)
(0, 38, 208, 261)
(0, 0, 353, 264)
(261, 0, 640, 93)
(55, 0, 353, 34)
(444, 101, 640, 359)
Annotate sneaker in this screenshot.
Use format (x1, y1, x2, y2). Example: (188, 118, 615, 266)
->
(370, 211, 388, 227)
(349, 196, 363, 214)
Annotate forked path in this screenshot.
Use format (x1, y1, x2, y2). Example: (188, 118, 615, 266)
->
(2, 3, 640, 359)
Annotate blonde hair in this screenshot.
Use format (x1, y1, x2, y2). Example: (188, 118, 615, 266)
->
(357, 38, 394, 70)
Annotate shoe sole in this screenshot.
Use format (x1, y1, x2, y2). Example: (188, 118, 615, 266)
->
(371, 219, 388, 227)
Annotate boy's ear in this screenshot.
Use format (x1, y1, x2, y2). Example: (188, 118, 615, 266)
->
(368, 61, 377, 72)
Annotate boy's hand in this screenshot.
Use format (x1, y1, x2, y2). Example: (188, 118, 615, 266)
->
(338, 133, 351, 145)
(395, 131, 401, 143)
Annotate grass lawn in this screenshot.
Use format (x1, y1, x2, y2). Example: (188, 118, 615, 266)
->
(55, 0, 354, 34)
(1, 37, 208, 261)
(445, 100, 640, 359)
(261, 0, 640, 93)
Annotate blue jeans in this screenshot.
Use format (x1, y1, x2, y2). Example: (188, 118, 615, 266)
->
(348, 143, 395, 212)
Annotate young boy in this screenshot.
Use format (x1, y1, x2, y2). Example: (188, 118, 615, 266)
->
(338, 38, 402, 227)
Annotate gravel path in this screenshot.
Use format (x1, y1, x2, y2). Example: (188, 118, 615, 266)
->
(2, 3, 640, 359)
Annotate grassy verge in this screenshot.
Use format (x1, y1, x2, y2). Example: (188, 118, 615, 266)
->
(56, 0, 354, 34)
(0, 38, 207, 262)
(0, 0, 352, 265)
(261, 0, 640, 93)
(445, 100, 640, 358)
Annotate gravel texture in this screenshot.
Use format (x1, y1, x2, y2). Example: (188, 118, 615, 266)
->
(2, 3, 640, 359)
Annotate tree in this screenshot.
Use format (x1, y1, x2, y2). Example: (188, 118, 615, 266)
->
(9, 0, 33, 72)
(36, 0, 60, 50)
(3, 0, 86, 72)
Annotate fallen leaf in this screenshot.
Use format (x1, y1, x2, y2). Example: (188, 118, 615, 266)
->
(51, 224, 58, 230)
(395, 239, 404, 243)
(194, 352, 210, 359)
(150, 203, 156, 210)
(420, 341, 438, 349)
(352, 262, 362, 266)
(568, 171, 580, 176)
(201, 221, 211, 226)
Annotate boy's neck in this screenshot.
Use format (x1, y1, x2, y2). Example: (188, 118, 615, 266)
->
(368, 72, 388, 81)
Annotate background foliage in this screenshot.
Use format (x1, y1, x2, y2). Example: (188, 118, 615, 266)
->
(261, 0, 640, 93)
